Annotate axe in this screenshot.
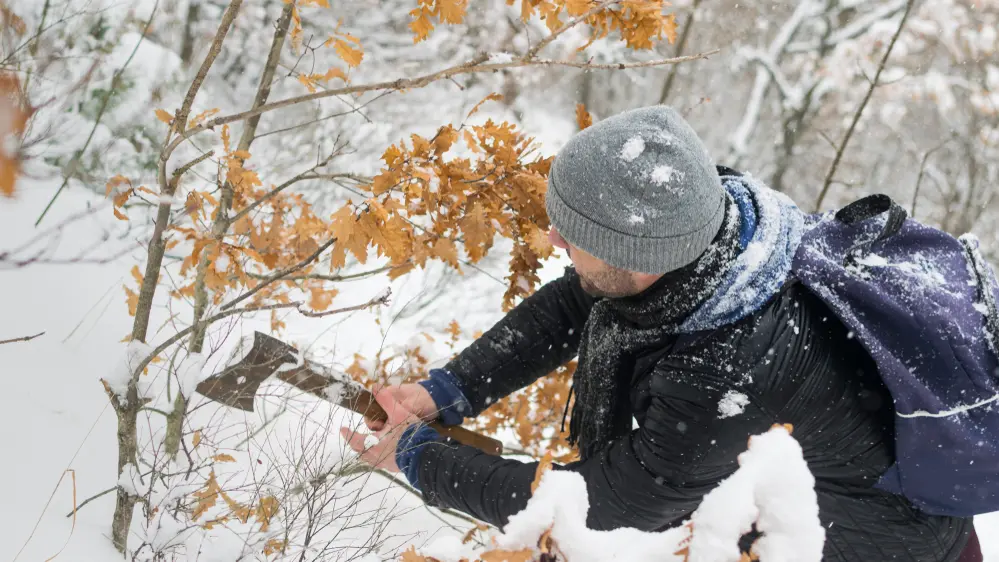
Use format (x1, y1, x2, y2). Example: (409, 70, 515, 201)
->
(195, 331, 502, 455)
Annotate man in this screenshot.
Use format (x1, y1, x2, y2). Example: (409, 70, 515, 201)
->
(341, 106, 979, 561)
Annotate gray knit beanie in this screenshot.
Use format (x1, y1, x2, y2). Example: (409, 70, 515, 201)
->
(545, 105, 726, 274)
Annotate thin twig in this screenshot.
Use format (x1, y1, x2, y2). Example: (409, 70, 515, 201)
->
(169, 151, 215, 190)
(219, 237, 337, 311)
(246, 263, 401, 283)
(65, 486, 116, 518)
(0, 331, 45, 345)
(814, 0, 915, 213)
(296, 290, 391, 317)
(911, 139, 952, 218)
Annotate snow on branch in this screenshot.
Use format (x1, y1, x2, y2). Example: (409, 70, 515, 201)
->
(729, 0, 825, 159)
(786, 0, 909, 53)
(409, 425, 823, 562)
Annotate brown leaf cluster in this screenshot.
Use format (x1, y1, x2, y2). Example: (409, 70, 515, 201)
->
(410, 0, 677, 49)
(190, 470, 280, 535)
(332, 114, 553, 311)
(472, 361, 578, 463)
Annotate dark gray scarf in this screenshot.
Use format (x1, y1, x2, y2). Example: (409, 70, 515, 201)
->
(567, 195, 742, 459)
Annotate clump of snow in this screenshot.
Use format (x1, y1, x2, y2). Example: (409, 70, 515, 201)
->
(628, 214, 646, 225)
(415, 426, 823, 562)
(117, 462, 144, 497)
(487, 52, 515, 64)
(650, 164, 676, 186)
(688, 425, 824, 562)
(718, 390, 750, 419)
(176, 352, 208, 399)
(104, 341, 153, 404)
(619, 136, 645, 162)
(854, 253, 888, 267)
(364, 433, 379, 449)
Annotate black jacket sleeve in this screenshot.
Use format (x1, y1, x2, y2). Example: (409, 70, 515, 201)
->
(443, 267, 595, 416)
(416, 358, 772, 530)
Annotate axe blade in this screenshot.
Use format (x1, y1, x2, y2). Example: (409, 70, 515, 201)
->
(195, 331, 299, 412)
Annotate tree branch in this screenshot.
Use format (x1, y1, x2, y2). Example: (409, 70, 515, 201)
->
(729, 0, 820, 161)
(814, 0, 915, 213)
(296, 289, 391, 318)
(0, 331, 45, 345)
(132, 302, 301, 379)
(246, 263, 401, 283)
(174, 0, 244, 130)
(160, 50, 718, 166)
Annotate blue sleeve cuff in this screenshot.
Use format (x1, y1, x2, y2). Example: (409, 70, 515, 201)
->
(396, 424, 444, 491)
(418, 368, 473, 426)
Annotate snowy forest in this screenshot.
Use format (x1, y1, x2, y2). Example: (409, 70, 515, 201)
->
(2, 0, 999, 560)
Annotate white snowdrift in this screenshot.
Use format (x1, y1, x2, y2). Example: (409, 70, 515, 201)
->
(417, 425, 824, 562)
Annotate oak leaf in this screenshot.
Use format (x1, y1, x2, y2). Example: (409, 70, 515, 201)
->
(123, 285, 139, 316)
(467, 93, 504, 120)
(479, 548, 535, 562)
(154, 108, 174, 126)
(576, 102, 593, 130)
(332, 38, 363, 67)
(409, 10, 435, 42)
(531, 451, 554, 493)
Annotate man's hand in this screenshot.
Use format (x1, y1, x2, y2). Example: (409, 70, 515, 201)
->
(363, 383, 437, 431)
(341, 388, 422, 473)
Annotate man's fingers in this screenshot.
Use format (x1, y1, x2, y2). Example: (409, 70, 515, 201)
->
(340, 427, 368, 454)
(373, 387, 411, 424)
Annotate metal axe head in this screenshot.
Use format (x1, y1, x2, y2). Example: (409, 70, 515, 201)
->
(195, 331, 300, 412)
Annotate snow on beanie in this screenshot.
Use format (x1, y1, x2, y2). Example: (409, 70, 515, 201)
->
(545, 105, 726, 274)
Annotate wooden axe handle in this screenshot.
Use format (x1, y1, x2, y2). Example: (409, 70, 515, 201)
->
(276, 368, 503, 455)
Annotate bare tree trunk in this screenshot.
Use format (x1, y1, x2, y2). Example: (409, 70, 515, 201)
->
(658, 0, 702, 105)
(164, 1, 294, 460)
(180, 1, 201, 66)
(110, 0, 244, 553)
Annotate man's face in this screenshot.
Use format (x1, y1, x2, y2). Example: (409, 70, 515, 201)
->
(548, 228, 642, 298)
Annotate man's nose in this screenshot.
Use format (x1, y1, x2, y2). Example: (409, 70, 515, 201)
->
(549, 228, 570, 250)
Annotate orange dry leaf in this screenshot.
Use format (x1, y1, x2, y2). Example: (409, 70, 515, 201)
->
(531, 451, 554, 493)
(192, 430, 202, 448)
(212, 453, 237, 462)
(123, 286, 139, 316)
(263, 538, 286, 556)
(256, 495, 280, 532)
(154, 108, 174, 126)
(467, 92, 503, 119)
(576, 102, 593, 130)
(409, 0, 468, 43)
(0, 3, 27, 35)
(400, 546, 431, 562)
(479, 548, 535, 562)
(0, 73, 33, 197)
(187, 108, 220, 129)
(332, 38, 363, 67)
